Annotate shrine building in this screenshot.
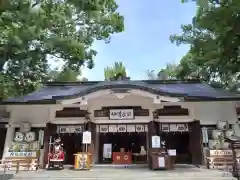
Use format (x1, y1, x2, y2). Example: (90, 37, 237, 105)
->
(1, 79, 240, 167)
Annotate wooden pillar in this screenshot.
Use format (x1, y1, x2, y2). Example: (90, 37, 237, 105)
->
(89, 122, 96, 164)
(147, 120, 158, 168)
(148, 120, 158, 148)
(189, 120, 202, 165)
(43, 123, 57, 166)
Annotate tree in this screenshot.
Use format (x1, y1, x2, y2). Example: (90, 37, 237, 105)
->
(158, 63, 179, 80)
(146, 70, 157, 80)
(0, 0, 124, 98)
(170, 0, 240, 91)
(146, 63, 178, 80)
(0, 73, 17, 100)
(104, 61, 128, 80)
(48, 69, 81, 82)
(80, 77, 88, 81)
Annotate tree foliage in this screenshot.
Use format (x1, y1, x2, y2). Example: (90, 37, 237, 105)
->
(0, 0, 124, 99)
(104, 61, 129, 80)
(169, 0, 240, 92)
(48, 69, 81, 82)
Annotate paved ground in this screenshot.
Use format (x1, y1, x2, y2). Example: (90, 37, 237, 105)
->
(10, 165, 237, 180)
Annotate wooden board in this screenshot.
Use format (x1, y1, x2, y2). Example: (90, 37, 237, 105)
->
(206, 149, 239, 170)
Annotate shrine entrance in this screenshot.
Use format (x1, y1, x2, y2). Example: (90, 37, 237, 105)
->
(97, 124, 148, 164)
(161, 132, 191, 164)
(60, 134, 82, 165)
(51, 133, 83, 165)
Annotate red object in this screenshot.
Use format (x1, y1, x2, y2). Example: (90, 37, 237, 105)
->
(112, 152, 132, 164)
(49, 151, 64, 160)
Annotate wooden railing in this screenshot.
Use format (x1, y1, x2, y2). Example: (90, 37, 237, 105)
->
(0, 159, 39, 174)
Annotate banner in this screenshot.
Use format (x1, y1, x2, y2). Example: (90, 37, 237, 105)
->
(103, 144, 112, 159)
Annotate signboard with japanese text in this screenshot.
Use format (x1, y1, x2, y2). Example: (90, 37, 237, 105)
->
(109, 109, 134, 120)
(6, 151, 37, 158)
(82, 131, 91, 144)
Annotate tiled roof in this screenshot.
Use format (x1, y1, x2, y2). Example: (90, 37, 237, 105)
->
(3, 79, 240, 104)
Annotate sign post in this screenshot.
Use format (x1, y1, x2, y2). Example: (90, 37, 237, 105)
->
(82, 131, 91, 153)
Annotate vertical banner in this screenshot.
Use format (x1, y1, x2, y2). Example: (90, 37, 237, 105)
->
(103, 144, 112, 159)
(152, 136, 161, 148)
(38, 130, 44, 147)
(201, 127, 209, 144)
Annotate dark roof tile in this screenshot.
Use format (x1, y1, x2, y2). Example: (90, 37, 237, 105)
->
(3, 80, 240, 104)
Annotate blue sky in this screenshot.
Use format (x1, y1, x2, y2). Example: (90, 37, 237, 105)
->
(83, 0, 196, 80)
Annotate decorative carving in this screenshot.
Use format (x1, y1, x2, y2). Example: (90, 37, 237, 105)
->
(152, 110, 159, 119)
(117, 125, 127, 132)
(113, 93, 126, 99)
(153, 95, 161, 104)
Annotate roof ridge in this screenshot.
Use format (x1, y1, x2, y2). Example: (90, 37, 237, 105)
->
(45, 79, 201, 86)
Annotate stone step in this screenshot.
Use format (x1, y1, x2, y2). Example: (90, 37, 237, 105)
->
(11, 168, 237, 180)
(12, 177, 235, 180)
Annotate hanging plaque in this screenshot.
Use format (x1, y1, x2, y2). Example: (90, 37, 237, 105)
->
(109, 109, 134, 120)
(59, 126, 69, 133)
(136, 124, 144, 132)
(109, 125, 118, 133)
(74, 126, 83, 133)
(127, 125, 135, 132)
(117, 125, 127, 132)
(99, 125, 108, 133)
(161, 124, 170, 132)
(170, 124, 178, 132)
(177, 124, 186, 132)
(144, 125, 148, 132)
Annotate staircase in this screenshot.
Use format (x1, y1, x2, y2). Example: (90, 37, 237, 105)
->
(11, 165, 236, 180)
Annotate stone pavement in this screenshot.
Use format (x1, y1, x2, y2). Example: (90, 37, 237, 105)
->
(11, 165, 237, 180)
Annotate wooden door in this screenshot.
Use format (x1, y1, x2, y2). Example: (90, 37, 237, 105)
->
(189, 120, 202, 165)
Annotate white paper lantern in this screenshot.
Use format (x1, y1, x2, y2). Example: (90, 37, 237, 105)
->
(20, 123, 31, 133)
(217, 120, 229, 130)
(9, 142, 19, 152)
(225, 130, 235, 138)
(212, 130, 224, 140)
(19, 143, 29, 152)
(24, 132, 36, 142)
(222, 142, 230, 149)
(29, 141, 40, 151)
(208, 140, 220, 149)
(14, 132, 24, 142)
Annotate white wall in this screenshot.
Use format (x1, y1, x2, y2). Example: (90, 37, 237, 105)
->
(8, 105, 51, 126)
(189, 101, 238, 125)
(4, 95, 239, 126)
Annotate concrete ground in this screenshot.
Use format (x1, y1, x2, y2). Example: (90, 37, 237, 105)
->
(10, 165, 237, 180)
